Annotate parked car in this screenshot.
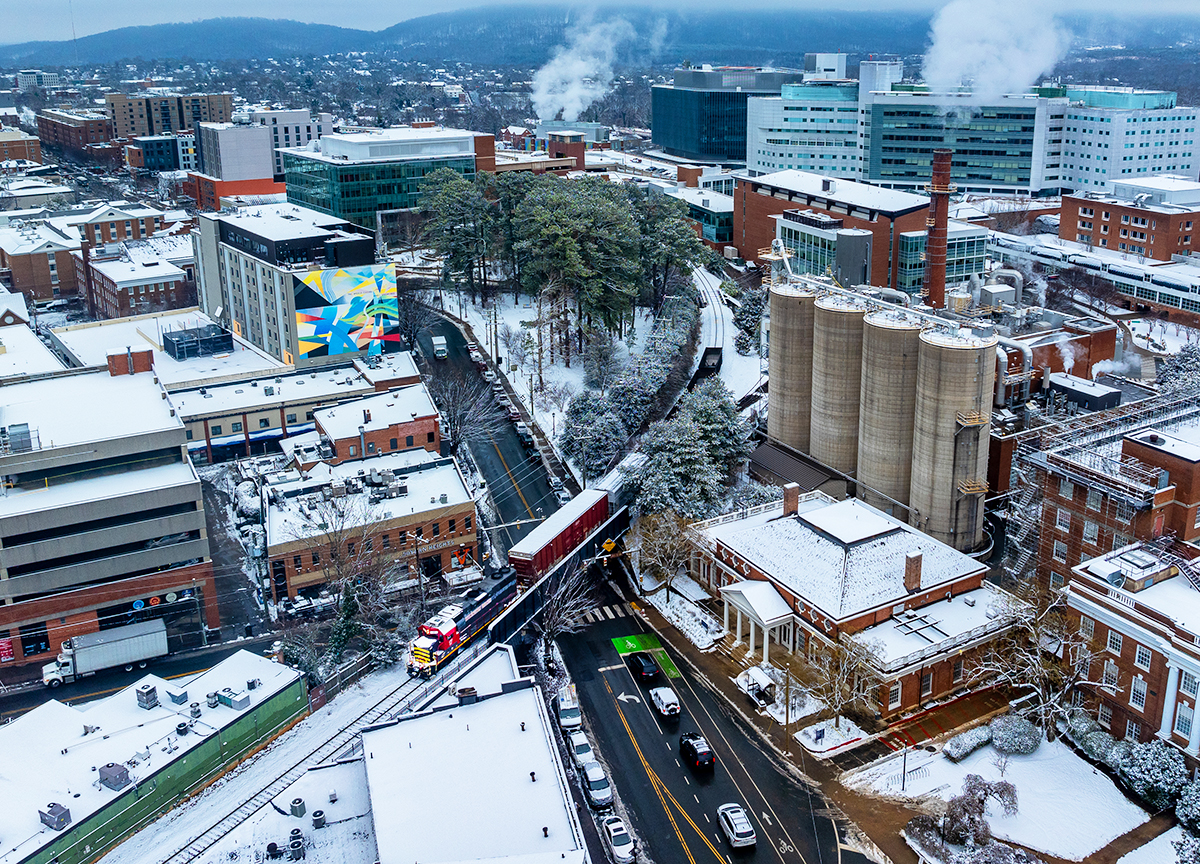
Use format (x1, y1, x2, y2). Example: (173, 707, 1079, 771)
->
(650, 687, 681, 719)
(466, 341, 478, 352)
(627, 651, 659, 682)
(556, 685, 582, 731)
(602, 816, 637, 864)
(548, 475, 564, 492)
(680, 732, 715, 770)
(583, 761, 614, 808)
(507, 405, 521, 421)
(717, 804, 756, 848)
(497, 394, 512, 409)
(555, 488, 573, 505)
(470, 350, 485, 364)
(483, 370, 497, 384)
(568, 731, 594, 767)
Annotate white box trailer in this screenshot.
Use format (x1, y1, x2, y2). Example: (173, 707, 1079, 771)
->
(42, 619, 169, 687)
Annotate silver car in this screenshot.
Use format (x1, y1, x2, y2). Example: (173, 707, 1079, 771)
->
(602, 816, 636, 864)
(568, 730, 594, 767)
(583, 761, 613, 808)
(717, 803, 757, 848)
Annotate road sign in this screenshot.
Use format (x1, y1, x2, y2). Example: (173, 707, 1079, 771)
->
(602, 538, 616, 552)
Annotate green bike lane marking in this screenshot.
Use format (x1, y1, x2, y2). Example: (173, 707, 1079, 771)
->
(610, 633, 681, 678)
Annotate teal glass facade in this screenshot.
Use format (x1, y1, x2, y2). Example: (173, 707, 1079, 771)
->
(283, 153, 477, 229)
(896, 231, 988, 294)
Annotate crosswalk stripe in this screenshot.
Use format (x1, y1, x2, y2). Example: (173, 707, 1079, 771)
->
(604, 606, 616, 620)
(613, 605, 626, 617)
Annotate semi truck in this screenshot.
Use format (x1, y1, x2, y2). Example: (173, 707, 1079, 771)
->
(431, 335, 448, 359)
(42, 619, 169, 687)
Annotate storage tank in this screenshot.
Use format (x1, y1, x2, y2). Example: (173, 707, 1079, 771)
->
(909, 327, 998, 552)
(810, 294, 869, 473)
(857, 310, 924, 514)
(767, 282, 818, 452)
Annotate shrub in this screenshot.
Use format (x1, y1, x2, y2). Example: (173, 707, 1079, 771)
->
(1106, 740, 1133, 772)
(990, 715, 1041, 755)
(1064, 708, 1099, 744)
(1080, 729, 1117, 764)
(1120, 739, 1189, 810)
(1178, 780, 1200, 833)
(945, 725, 992, 762)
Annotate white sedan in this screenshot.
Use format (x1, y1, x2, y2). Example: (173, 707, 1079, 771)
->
(602, 816, 636, 863)
(568, 731, 594, 767)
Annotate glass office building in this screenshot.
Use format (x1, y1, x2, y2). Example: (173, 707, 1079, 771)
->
(895, 223, 988, 294)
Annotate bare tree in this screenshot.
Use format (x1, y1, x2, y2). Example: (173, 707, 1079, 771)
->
(395, 288, 439, 351)
(968, 581, 1114, 739)
(801, 636, 883, 729)
(636, 510, 693, 600)
(425, 367, 509, 455)
(532, 565, 599, 664)
(535, 379, 576, 415)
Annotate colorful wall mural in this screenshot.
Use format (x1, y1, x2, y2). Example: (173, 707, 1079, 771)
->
(293, 264, 401, 358)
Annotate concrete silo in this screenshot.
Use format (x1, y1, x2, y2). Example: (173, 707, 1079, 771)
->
(857, 310, 923, 514)
(908, 327, 998, 552)
(767, 283, 818, 452)
(809, 294, 868, 474)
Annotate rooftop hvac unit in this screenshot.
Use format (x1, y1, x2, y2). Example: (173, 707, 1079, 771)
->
(99, 762, 131, 790)
(167, 688, 188, 705)
(39, 803, 71, 831)
(136, 684, 159, 710)
(264, 386, 275, 396)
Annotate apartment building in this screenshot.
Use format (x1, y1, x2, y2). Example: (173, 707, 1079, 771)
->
(233, 105, 333, 178)
(687, 487, 1017, 719)
(105, 92, 233, 138)
(36, 108, 114, 153)
(15, 70, 60, 92)
(0, 127, 42, 163)
(0, 366, 215, 670)
(281, 124, 496, 229)
(194, 203, 379, 364)
(0, 220, 81, 303)
(1065, 541, 1200, 765)
(1061, 176, 1200, 259)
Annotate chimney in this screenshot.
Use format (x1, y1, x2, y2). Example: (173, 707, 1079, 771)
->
(363, 409, 371, 423)
(904, 551, 922, 593)
(782, 482, 800, 516)
(456, 686, 478, 705)
(923, 148, 953, 310)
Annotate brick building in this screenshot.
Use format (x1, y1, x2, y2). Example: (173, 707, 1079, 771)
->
(83, 253, 187, 319)
(1061, 178, 1200, 260)
(184, 172, 285, 213)
(0, 220, 81, 303)
(687, 487, 1019, 719)
(36, 108, 114, 153)
(105, 92, 233, 138)
(732, 170, 931, 291)
(1065, 541, 1200, 764)
(0, 127, 41, 163)
(75, 201, 165, 245)
(307, 385, 441, 466)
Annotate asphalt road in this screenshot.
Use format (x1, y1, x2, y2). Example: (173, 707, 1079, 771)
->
(0, 634, 278, 721)
(559, 583, 869, 864)
(415, 318, 559, 556)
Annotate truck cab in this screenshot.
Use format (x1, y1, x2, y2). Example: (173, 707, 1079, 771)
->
(41, 655, 75, 688)
(431, 335, 449, 359)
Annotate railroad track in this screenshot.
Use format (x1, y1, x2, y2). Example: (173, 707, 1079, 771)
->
(158, 641, 490, 864)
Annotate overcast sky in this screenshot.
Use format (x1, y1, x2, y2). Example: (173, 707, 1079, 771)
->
(7, 0, 1197, 44)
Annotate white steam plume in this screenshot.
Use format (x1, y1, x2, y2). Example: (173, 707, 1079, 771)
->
(922, 0, 1070, 105)
(532, 19, 636, 123)
(1090, 357, 1142, 380)
(1052, 332, 1083, 376)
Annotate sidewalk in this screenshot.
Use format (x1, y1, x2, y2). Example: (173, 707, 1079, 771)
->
(635, 598, 1019, 864)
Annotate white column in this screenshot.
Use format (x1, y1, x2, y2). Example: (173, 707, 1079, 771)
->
(748, 619, 757, 659)
(1159, 664, 1181, 738)
(763, 624, 770, 665)
(735, 609, 743, 646)
(724, 598, 730, 634)
(1189, 703, 1200, 757)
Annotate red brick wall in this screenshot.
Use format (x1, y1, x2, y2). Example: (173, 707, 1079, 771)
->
(0, 248, 79, 303)
(1061, 195, 1199, 261)
(106, 348, 155, 376)
(0, 135, 41, 163)
(327, 416, 441, 463)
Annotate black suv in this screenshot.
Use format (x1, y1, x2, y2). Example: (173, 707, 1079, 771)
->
(627, 651, 659, 682)
(680, 732, 716, 770)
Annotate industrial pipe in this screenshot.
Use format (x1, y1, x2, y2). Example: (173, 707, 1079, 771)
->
(877, 288, 911, 307)
(991, 269, 1026, 306)
(995, 346, 1008, 408)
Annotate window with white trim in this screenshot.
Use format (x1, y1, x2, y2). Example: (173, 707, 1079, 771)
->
(1079, 615, 1094, 638)
(1183, 671, 1199, 698)
(1050, 571, 1064, 589)
(1176, 702, 1194, 738)
(1060, 478, 1076, 500)
(953, 659, 964, 682)
(888, 681, 902, 709)
(1107, 631, 1123, 654)
(921, 672, 933, 697)
(1134, 645, 1152, 670)
(1104, 660, 1119, 688)
(1056, 509, 1071, 532)
(1131, 677, 1147, 710)
(1126, 719, 1141, 741)
(1083, 521, 1099, 544)
(1054, 540, 1069, 562)
(1098, 702, 1113, 728)
(1086, 488, 1103, 511)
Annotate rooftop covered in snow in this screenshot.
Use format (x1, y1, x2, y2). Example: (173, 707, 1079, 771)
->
(738, 169, 930, 215)
(171, 364, 377, 419)
(0, 323, 65, 378)
(314, 383, 438, 442)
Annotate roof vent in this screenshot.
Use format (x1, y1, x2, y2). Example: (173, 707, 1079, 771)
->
(39, 803, 71, 831)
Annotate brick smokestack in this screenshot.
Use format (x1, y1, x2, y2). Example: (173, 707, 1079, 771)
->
(923, 148, 954, 310)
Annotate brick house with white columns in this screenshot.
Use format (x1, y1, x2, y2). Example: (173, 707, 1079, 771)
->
(1066, 541, 1200, 760)
(687, 485, 1021, 719)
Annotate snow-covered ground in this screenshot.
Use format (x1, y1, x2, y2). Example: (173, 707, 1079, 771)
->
(1117, 826, 1185, 864)
(97, 662, 418, 864)
(642, 575, 724, 650)
(740, 663, 825, 726)
(692, 268, 767, 403)
(1129, 317, 1200, 355)
(797, 716, 866, 755)
(845, 738, 1149, 861)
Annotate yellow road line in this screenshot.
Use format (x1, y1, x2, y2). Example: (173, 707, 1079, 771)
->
(489, 435, 534, 519)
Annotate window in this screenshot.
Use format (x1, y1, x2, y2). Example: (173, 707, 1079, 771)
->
(1126, 719, 1142, 740)
(306, 411, 314, 421)
(406, 435, 414, 448)
(185, 429, 193, 440)
(1053, 540, 1069, 562)
(381, 534, 391, 549)
(464, 515, 472, 531)
(1184, 671, 1199, 698)
(448, 518, 456, 533)
(953, 659, 964, 682)
(1060, 478, 1076, 500)
(211, 425, 222, 435)
(1098, 702, 1113, 728)
(259, 418, 270, 429)
(347, 542, 355, 556)
(311, 551, 320, 566)
(399, 530, 407, 546)
(921, 672, 933, 697)
(1176, 694, 1199, 738)
(231, 421, 243, 433)
(1135, 645, 1152, 670)
(390, 438, 398, 450)
(432, 523, 440, 537)
(286, 413, 297, 424)
(1083, 521, 1099, 544)
(1103, 660, 1119, 688)
(19, 621, 49, 657)
(293, 555, 301, 571)
(367, 442, 375, 454)
(416, 527, 423, 539)
(1108, 631, 1124, 654)
(364, 537, 373, 552)
(1056, 509, 1071, 532)
(427, 431, 435, 443)
(348, 445, 356, 457)
(1131, 677, 1147, 710)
